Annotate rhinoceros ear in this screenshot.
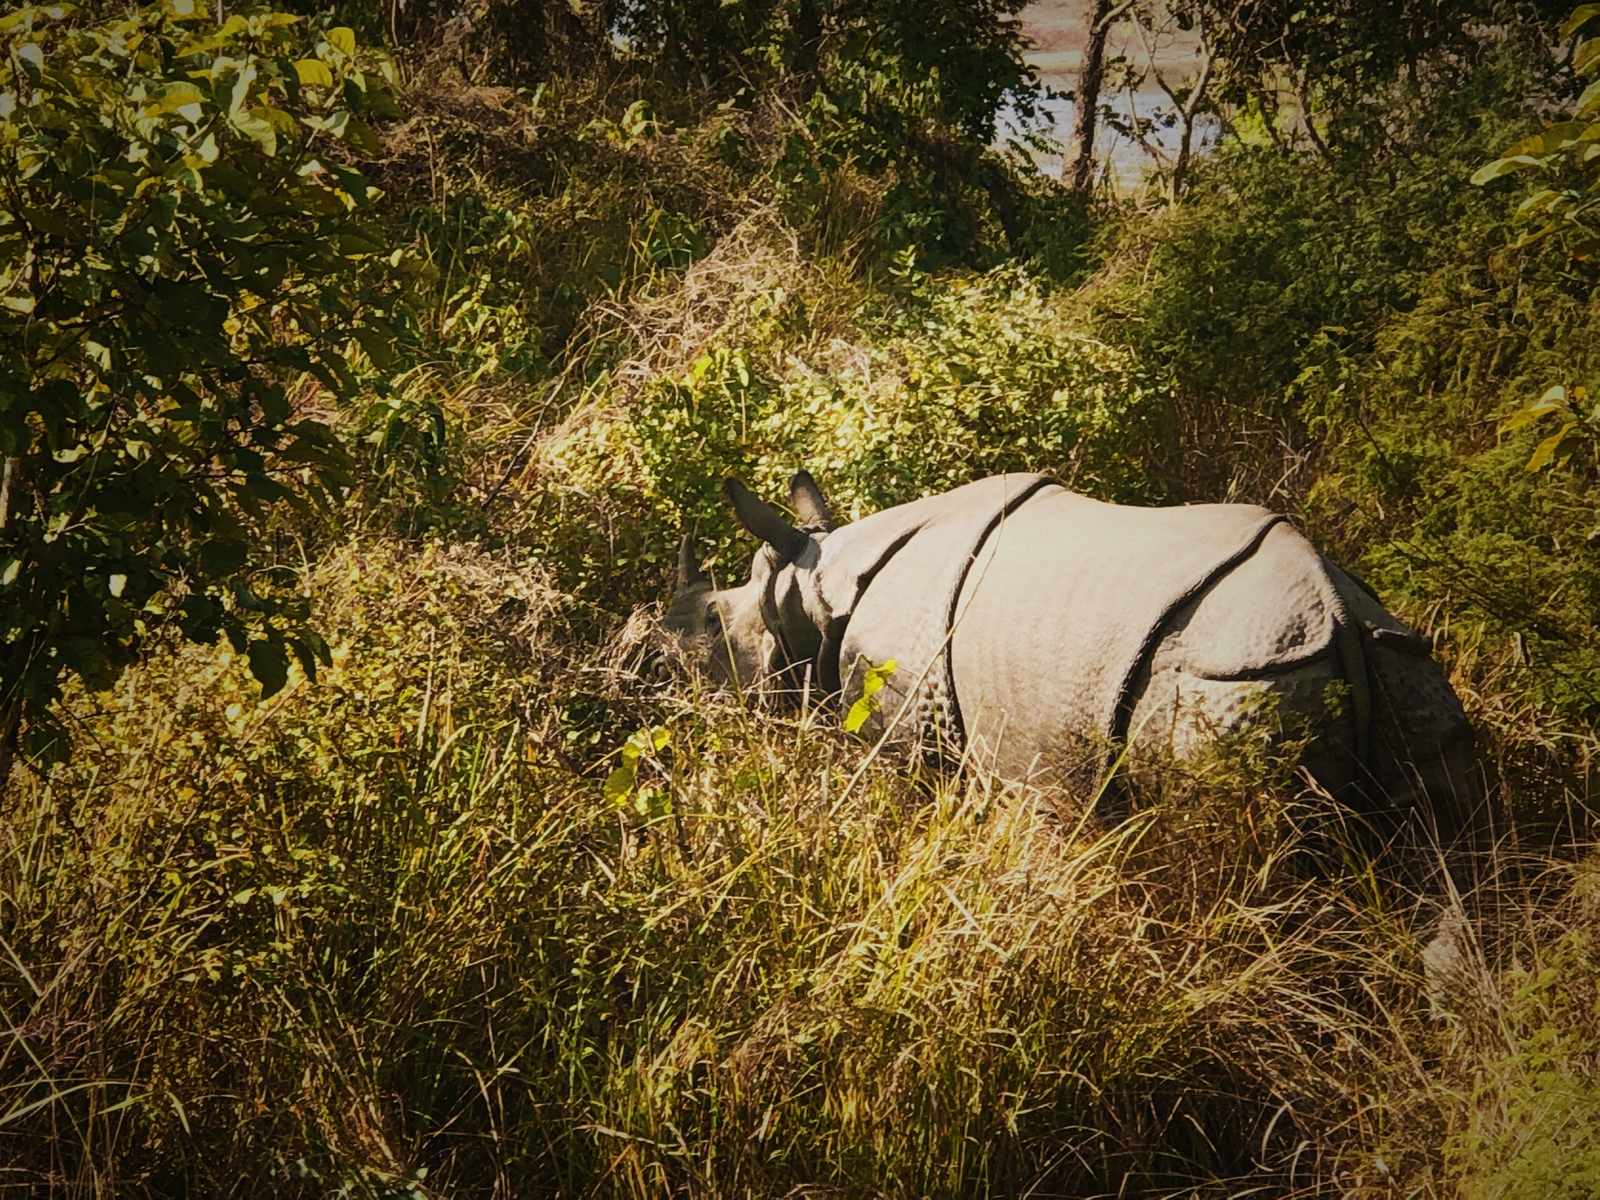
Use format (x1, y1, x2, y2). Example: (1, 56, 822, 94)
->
(789, 470, 832, 532)
(675, 534, 708, 594)
(723, 477, 809, 562)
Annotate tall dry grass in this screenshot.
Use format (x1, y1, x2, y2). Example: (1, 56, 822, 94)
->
(1, 539, 1593, 1197)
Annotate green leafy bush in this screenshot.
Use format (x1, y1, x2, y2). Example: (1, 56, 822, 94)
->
(537, 244, 1161, 603)
(0, 2, 400, 767)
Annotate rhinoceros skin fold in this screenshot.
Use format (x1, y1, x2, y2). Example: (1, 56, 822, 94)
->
(665, 472, 1474, 816)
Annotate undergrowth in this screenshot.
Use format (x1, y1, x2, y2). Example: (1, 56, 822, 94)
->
(3, 541, 1591, 1197)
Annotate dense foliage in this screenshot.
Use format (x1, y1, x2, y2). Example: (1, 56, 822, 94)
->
(0, 2, 399, 770)
(8, 0, 1600, 1195)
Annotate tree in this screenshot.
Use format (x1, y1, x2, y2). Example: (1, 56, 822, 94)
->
(1113, 1, 1218, 201)
(1474, 4, 1600, 473)
(1066, 0, 1130, 193)
(0, 1, 401, 787)
(1179, 0, 1571, 159)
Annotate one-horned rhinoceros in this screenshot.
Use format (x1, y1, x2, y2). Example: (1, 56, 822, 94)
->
(664, 470, 1474, 814)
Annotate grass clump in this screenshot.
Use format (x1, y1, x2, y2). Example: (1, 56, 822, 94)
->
(3, 540, 1592, 1196)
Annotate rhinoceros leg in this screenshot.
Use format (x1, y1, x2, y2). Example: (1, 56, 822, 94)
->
(1124, 521, 1360, 789)
(1323, 564, 1476, 834)
(1124, 542, 1474, 835)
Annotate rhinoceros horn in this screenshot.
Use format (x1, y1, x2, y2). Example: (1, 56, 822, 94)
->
(675, 534, 707, 594)
(789, 470, 832, 532)
(723, 477, 810, 561)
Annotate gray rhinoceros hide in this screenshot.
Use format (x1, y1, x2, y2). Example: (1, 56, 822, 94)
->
(686, 472, 1473, 812)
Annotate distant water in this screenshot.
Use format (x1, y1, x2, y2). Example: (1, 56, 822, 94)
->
(1012, 4, 1215, 191)
(999, 91, 1219, 191)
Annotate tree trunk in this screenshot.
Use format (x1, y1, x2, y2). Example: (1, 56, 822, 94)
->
(976, 157, 1023, 253)
(1167, 31, 1214, 202)
(1067, 0, 1118, 194)
(792, 0, 824, 102)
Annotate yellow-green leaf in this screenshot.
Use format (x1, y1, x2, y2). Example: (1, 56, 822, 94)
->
(625, 726, 671, 759)
(327, 26, 356, 56)
(1542, 121, 1591, 151)
(844, 658, 897, 734)
(1526, 422, 1580, 472)
(293, 59, 333, 88)
(1470, 155, 1545, 186)
(634, 786, 671, 819)
(1514, 189, 1562, 222)
(603, 763, 635, 807)
(1506, 133, 1548, 157)
(142, 81, 207, 118)
(1501, 386, 1567, 432)
(231, 108, 278, 156)
(605, 726, 670, 806)
(1579, 78, 1600, 118)
(1563, 4, 1600, 39)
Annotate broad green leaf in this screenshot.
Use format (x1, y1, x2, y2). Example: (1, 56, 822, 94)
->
(264, 105, 298, 134)
(327, 27, 356, 56)
(1562, 4, 1600, 39)
(349, 325, 394, 368)
(1506, 133, 1549, 157)
(247, 638, 289, 697)
(287, 636, 320, 681)
(1471, 155, 1546, 186)
(199, 539, 250, 575)
(845, 659, 898, 733)
(142, 82, 208, 118)
(604, 725, 672, 804)
(1514, 189, 1562, 221)
(1501, 385, 1569, 432)
(624, 726, 671, 761)
(1526, 422, 1580, 472)
(1578, 78, 1600, 118)
(231, 108, 279, 156)
(1542, 121, 1591, 151)
(337, 115, 382, 156)
(1576, 37, 1600, 75)
(604, 764, 635, 806)
(294, 59, 332, 88)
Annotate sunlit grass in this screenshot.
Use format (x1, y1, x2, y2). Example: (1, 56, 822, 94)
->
(1, 541, 1592, 1196)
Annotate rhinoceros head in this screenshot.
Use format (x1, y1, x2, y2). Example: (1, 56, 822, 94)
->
(663, 471, 833, 692)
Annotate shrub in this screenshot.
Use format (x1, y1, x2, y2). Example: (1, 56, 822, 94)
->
(532, 227, 1163, 605)
(0, 1, 399, 772)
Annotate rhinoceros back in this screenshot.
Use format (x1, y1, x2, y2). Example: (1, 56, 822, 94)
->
(826, 474, 1056, 742)
(947, 488, 1286, 782)
(831, 476, 1472, 814)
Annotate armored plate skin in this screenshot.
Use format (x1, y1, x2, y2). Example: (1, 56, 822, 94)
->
(682, 473, 1474, 818)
